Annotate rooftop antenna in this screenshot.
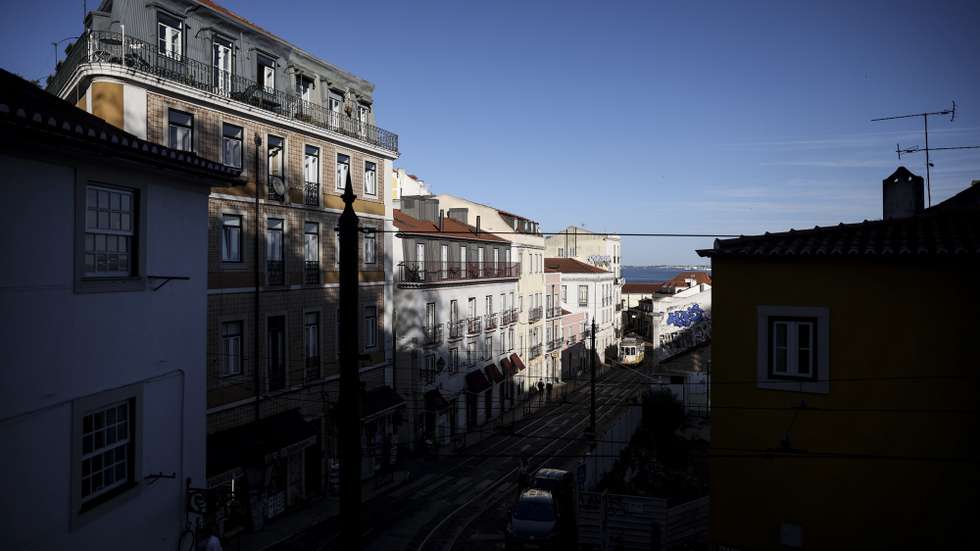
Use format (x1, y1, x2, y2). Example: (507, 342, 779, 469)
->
(871, 101, 963, 207)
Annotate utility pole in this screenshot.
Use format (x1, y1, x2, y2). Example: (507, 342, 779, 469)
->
(338, 171, 362, 550)
(589, 318, 597, 436)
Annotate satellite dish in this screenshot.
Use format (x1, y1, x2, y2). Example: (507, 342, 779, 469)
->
(270, 175, 285, 196)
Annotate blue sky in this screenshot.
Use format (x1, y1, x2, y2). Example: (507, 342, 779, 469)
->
(2, 0, 979, 264)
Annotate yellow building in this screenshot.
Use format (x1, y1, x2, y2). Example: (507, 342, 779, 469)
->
(698, 169, 979, 550)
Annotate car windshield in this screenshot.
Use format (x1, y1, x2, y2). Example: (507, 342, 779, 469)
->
(514, 499, 555, 522)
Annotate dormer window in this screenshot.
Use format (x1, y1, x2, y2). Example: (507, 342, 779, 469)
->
(296, 75, 314, 103)
(257, 55, 275, 93)
(158, 13, 183, 60)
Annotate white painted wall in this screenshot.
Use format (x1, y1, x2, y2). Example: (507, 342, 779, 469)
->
(0, 154, 210, 550)
(557, 271, 618, 364)
(650, 285, 712, 361)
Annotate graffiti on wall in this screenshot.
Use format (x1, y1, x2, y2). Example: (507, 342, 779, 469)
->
(666, 303, 706, 328)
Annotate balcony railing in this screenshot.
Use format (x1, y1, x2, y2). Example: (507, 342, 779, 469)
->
(528, 306, 543, 322)
(547, 338, 562, 352)
(304, 260, 320, 284)
(529, 344, 542, 359)
(448, 319, 465, 340)
(305, 181, 320, 206)
(398, 261, 520, 284)
(484, 313, 498, 331)
(546, 306, 562, 319)
(467, 317, 482, 335)
(49, 31, 398, 153)
(266, 260, 284, 286)
(501, 308, 518, 325)
(423, 323, 443, 346)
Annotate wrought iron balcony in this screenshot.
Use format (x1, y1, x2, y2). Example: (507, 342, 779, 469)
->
(547, 338, 563, 352)
(304, 260, 320, 284)
(423, 323, 443, 346)
(501, 308, 518, 325)
(529, 344, 542, 359)
(305, 180, 320, 206)
(484, 313, 498, 331)
(398, 261, 520, 285)
(49, 31, 399, 153)
(528, 306, 543, 323)
(546, 306, 563, 319)
(266, 260, 284, 286)
(467, 317, 482, 335)
(448, 319, 465, 340)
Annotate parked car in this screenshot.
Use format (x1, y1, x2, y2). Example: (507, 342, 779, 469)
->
(506, 489, 561, 550)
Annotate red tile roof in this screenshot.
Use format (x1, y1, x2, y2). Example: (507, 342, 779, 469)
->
(544, 257, 610, 274)
(622, 282, 666, 294)
(394, 209, 508, 243)
(0, 69, 243, 184)
(661, 272, 712, 289)
(699, 185, 980, 259)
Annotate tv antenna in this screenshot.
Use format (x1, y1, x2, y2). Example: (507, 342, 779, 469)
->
(870, 101, 979, 207)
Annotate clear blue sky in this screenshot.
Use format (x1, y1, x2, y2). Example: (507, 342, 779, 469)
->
(3, 0, 979, 264)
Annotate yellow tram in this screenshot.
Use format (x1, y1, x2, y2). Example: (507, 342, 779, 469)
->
(618, 336, 645, 366)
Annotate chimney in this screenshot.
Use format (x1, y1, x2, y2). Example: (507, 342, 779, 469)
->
(439, 209, 444, 232)
(883, 166, 924, 219)
(476, 215, 481, 235)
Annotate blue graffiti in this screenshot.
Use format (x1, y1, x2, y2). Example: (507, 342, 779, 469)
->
(666, 304, 705, 328)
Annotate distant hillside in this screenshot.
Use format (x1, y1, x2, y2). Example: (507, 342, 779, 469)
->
(622, 265, 710, 282)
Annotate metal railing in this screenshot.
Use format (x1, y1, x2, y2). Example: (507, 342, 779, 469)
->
(501, 308, 518, 325)
(49, 31, 399, 153)
(484, 313, 498, 331)
(304, 260, 319, 284)
(304, 181, 320, 206)
(266, 260, 284, 286)
(546, 306, 563, 319)
(448, 319, 465, 340)
(423, 323, 443, 345)
(528, 306, 543, 322)
(398, 261, 520, 284)
(547, 338, 563, 352)
(467, 317, 482, 335)
(529, 344, 542, 359)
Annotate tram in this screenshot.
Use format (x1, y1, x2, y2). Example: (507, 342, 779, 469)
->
(618, 335, 645, 366)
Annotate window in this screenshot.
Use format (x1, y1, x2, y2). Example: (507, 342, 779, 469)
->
(364, 306, 377, 350)
(449, 348, 459, 374)
(267, 316, 286, 391)
(757, 306, 829, 393)
(485, 336, 493, 360)
(222, 123, 243, 169)
(257, 55, 275, 92)
(84, 185, 135, 278)
(304, 145, 320, 205)
(466, 341, 475, 366)
(80, 400, 134, 506)
(304, 222, 319, 283)
(578, 285, 589, 306)
(425, 303, 436, 333)
(266, 218, 284, 285)
(221, 214, 241, 262)
(212, 36, 233, 94)
(158, 13, 182, 60)
(336, 153, 350, 191)
(168, 109, 193, 152)
(221, 321, 242, 376)
(508, 327, 515, 351)
(305, 312, 320, 380)
(364, 161, 377, 196)
(328, 96, 341, 126)
(296, 75, 314, 102)
(267, 135, 284, 200)
(364, 232, 377, 265)
(423, 355, 436, 384)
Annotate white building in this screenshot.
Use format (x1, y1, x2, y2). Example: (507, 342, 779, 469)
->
(432, 194, 548, 399)
(392, 197, 522, 448)
(0, 70, 241, 549)
(637, 272, 712, 362)
(391, 167, 431, 202)
(545, 258, 618, 365)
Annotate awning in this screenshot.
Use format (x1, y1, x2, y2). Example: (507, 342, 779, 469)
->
(207, 409, 317, 478)
(485, 363, 504, 383)
(364, 385, 405, 420)
(465, 369, 493, 394)
(500, 357, 516, 377)
(510, 353, 527, 372)
(424, 388, 450, 412)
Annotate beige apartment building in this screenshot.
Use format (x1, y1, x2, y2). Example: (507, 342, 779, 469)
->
(433, 194, 548, 395)
(48, 0, 401, 527)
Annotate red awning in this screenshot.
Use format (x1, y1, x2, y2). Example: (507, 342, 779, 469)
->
(500, 357, 515, 377)
(510, 353, 527, 372)
(485, 363, 504, 383)
(465, 370, 493, 394)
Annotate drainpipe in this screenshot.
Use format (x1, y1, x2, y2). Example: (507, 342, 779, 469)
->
(254, 133, 262, 424)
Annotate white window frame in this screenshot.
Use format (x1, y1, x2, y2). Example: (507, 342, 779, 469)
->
(212, 36, 233, 94)
(83, 184, 136, 278)
(167, 109, 193, 152)
(157, 13, 182, 60)
(757, 306, 829, 394)
(221, 214, 242, 263)
(336, 153, 351, 191)
(364, 306, 378, 350)
(221, 123, 243, 169)
(364, 232, 377, 265)
(364, 160, 377, 197)
(221, 320, 243, 376)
